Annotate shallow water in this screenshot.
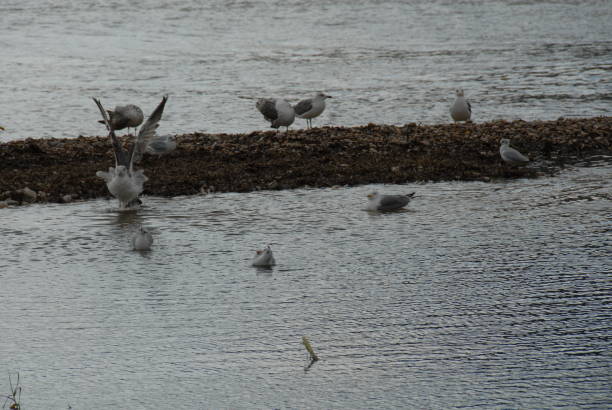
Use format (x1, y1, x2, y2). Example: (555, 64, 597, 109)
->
(1, 158, 610, 408)
(0, 0, 611, 140)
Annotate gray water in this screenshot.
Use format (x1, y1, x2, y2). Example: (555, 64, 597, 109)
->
(1, 158, 611, 409)
(0, 0, 611, 141)
(1, 1, 611, 408)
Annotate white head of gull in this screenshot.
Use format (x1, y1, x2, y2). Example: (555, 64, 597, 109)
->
(251, 245, 276, 267)
(256, 98, 295, 132)
(132, 225, 153, 251)
(366, 191, 416, 211)
(93, 95, 168, 209)
(499, 138, 529, 165)
(293, 92, 332, 129)
(450, 88, 472, 122)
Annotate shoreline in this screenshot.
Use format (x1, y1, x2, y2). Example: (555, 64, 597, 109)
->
(1, 117, 610, 206)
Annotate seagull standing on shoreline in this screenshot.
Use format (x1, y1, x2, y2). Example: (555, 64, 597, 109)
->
(146, 134, 176, 156)
(450, 89, 471, 122)
(98, 104, 144, 135)
(293, 92, 332, 129)
(93, 95, 168, 209)
(256, 98, 295, 132)
(499, 138, 529, 165)
(366, 191, 415, 211)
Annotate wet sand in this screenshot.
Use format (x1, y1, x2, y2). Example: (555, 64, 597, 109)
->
(1, 117, 610, 205)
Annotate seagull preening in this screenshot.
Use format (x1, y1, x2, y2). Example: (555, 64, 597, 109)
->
(251, 245, 276, 267)
(94, 95, 168, 209)
(450, 89, 472, 122)
(98, 104, 144, 135)
(132, 225, 153, 251)
(293, 92, 332, 129)
(146, 134, 176, 156)
(366, 191, 416, 211)
(256, 98, 295, 132)
(499, 138, 529, 165)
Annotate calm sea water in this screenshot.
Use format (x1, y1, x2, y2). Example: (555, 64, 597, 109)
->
(1, 158, 611, 409)
(0, 0, 611, 140)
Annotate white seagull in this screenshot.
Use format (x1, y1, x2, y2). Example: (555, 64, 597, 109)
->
(146, 134, 176, 156)
(449, 89, 472, 122)
(366, 191, 415, 211)
(251, 245, 276, 267)
(499, 138, 529, 165)
(256, 98, 295, 132)
(93, 95, 168, 209)
(98, 104, 144, 135)
(293, 92, 332, 129)
(132, 225, 153, 251)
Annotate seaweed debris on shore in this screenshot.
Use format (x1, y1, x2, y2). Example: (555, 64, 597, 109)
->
(0, 117, 610, 205)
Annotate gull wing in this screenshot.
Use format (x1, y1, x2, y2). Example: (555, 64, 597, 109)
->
(92, 97, 129, 167)
(256, 99, 278, 122)
(378, 193, 414, 211)
(128, 95, 168, 169)
(504, 147, 529, 163)
(294, 99, 313, 116)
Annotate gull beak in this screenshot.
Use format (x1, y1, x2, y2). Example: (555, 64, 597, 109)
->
(256, 250, 263, 255)
(367, 194, 373, 199)
(0, 126, 4, 130)
(326, 95, 333, 99)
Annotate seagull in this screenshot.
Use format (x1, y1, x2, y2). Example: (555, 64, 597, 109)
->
(251, 245, 276, 267)
(499, 138, 529, 165)
(146, 134, 176, 156)
(293, 92, 332, 129)
(132, 225, 153, 251)
(98, 104, 144, 135)
(256, 98, 295, 132)
(366, 191, 415, 211)
(450, 89, 471, 122)
(93, 95, 168, 208)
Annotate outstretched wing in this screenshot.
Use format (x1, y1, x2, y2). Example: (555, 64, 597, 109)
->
(92, 97, 129, 167)
(128, 95, 168, 169)
(294, 99, 313, 116)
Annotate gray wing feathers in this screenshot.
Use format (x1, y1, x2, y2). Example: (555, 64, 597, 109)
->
(129, 96, 168, 168)
(257, 99, 278, 121)
(378, 193, 414, 210)
(504, 147, 529, 163)
(294, 99, 313, 115)
(92, 97, 129, 167)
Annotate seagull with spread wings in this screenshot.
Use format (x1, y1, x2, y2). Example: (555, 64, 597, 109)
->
(93, 95, 168, 209)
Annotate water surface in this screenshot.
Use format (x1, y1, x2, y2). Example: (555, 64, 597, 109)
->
(1, 159, 610, 408)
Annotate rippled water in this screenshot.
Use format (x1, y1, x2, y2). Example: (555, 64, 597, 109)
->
(1, 159, 611, 408)
(0, 0, 610, 140)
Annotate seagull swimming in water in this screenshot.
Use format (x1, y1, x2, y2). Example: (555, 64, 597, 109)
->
(366, 191, 415, 211)
(251, 245, 276, 267)
(450, 89, 472, 122)
(146, 134, 176, 156)
(132, 225, 153, 251)
(293, 92, 332, 129)
(499, 138, 529, 165)
(98, 104, 144, 135)
(93, 95, 168, 209)
(256, 98, 295, 132)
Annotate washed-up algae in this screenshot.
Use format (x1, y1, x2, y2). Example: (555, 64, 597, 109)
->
(0, 117, 610, 205)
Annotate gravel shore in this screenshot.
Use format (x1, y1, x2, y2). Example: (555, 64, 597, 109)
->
(1, 117, 610, 205)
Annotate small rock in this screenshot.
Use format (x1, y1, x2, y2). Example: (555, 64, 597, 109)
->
(20, 187, 37, 201)
(62, 194, 73, 203)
